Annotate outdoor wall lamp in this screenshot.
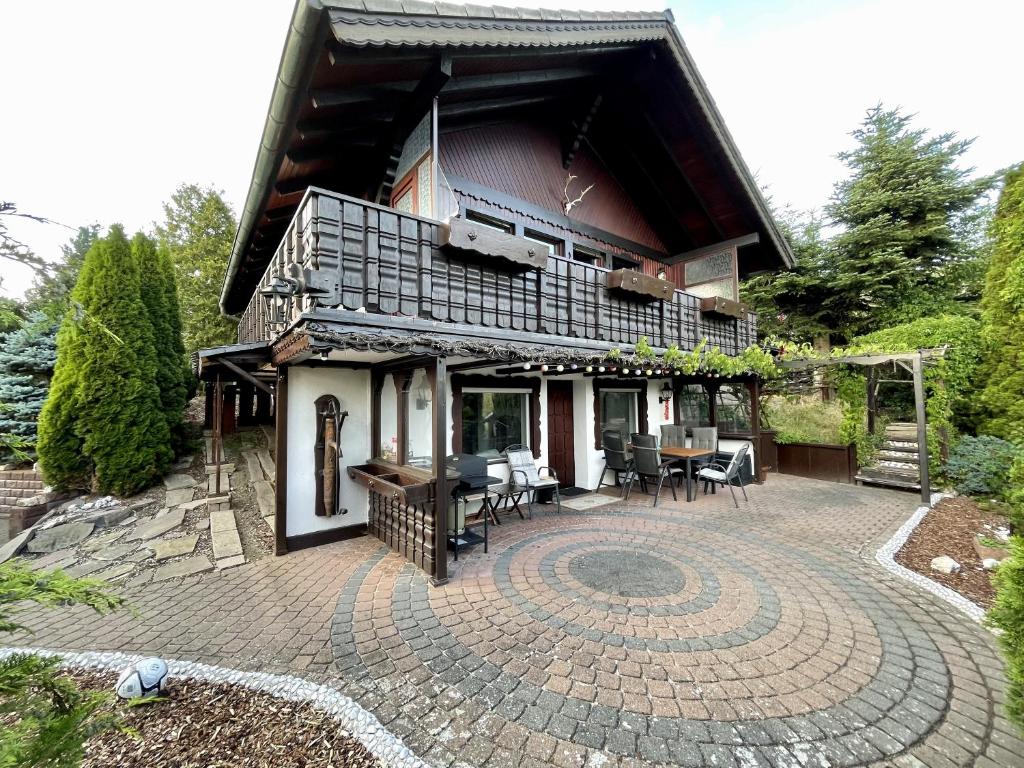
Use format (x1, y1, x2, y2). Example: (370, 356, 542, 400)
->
(659, 382, 673, 404)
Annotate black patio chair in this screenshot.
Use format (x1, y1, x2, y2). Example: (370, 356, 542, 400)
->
(597, 428, 634, 495)
(697, 442, 751, 508)
(624, 433, 677, 507)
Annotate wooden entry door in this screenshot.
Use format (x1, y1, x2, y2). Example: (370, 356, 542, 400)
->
(546, 381, 575, 487)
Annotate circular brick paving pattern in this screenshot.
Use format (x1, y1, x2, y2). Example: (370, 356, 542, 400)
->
(331, 504, 1022, 767)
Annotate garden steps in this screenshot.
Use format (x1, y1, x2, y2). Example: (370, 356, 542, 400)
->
(856, 425, 922, 491)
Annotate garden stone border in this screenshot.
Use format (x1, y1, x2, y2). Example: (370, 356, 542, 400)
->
(874, 492, 988, 625)
(0, 647, 426, 768)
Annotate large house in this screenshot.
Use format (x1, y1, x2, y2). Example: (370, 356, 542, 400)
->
(199, 0, 794, 584)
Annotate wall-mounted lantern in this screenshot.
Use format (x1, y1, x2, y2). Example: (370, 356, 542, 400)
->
(658, 381, 673, 404)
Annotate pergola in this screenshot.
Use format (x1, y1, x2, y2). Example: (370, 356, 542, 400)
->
(779, 349, 947, 503)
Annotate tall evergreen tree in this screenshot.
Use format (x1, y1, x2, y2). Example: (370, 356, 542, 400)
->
(0, 314, 57, 462)
(38, 226, 172, 495)
(825, 105, 993, 338)
(155, 184, 238, 356)
(133, 234, 189, 451)
(979, 164, 1024, 442)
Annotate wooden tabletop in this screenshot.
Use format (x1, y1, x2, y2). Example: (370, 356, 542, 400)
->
(628, 445, 716, 459)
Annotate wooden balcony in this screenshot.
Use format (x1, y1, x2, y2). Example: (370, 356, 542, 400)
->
(237, 188, 757, 355)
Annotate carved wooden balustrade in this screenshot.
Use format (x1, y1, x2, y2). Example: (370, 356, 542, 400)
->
(237, 187, 758, 353)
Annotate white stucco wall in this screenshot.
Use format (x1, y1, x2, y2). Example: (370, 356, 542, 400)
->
(286, 367, 371, 538)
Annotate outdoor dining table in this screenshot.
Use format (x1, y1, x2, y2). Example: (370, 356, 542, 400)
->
(629, 444, 717, 503)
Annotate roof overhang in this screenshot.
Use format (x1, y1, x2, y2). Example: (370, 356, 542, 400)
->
(220, 0, 795, 316)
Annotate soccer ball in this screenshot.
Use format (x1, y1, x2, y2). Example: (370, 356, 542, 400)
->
(115, 657, 169, 700)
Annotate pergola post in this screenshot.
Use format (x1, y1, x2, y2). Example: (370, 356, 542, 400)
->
(912, 353, 930, 504)
(866, 367, 877, 436)
(431, 356, 448, 586)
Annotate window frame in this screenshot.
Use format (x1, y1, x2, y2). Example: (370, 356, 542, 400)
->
(571, 243, 604, 266)
(592, 378, 649, 449)
(609, 253, 641, 271)
(465, 209, 515, 234)
(522, 228, 564, 257)
(451, 375, 541, 460)
(460, 387, 532, 459)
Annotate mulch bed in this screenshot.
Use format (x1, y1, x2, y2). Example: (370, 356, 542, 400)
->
(70, 671, 380, 768)
(895, 496, 1005, 608)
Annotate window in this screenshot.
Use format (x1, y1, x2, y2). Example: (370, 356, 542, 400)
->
(406, 369, 433, 469)
(677, 384, 711, 428)
(466, 210, 514, 234)
(389, 154, 432, 216)
(378, 374, 399, 461)
(600, 390, 638, 444)
(462, 390, 529, 458)
(715, 384, 753, 434)
(572, 244, 604, 266)
(610, 254, 640, 271)
(523, 229, 564, 257)
(683, 247, 738, 301)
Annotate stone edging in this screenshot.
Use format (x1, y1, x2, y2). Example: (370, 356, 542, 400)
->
(874, 492, 988, 625)
(0, 647, 426, 768)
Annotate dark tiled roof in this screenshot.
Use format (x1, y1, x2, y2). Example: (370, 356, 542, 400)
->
(326, 0, 672, 47)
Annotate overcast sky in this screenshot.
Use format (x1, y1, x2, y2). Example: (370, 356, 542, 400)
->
(2, 0, 1021, 299)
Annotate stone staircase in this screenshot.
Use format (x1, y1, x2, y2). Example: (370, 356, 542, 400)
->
(0, 469, 48, 545)
(855, 422, 922, 491)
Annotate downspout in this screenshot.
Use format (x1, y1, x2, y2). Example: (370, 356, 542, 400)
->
(219, 0, 327, 317)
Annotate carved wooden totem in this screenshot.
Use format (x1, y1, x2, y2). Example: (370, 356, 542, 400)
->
(314, 395, 348, 517)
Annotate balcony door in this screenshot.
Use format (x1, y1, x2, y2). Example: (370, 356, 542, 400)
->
(546, 380, 575, 488)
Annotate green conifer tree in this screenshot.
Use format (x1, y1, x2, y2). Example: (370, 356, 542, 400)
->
(0, 314, 57, 462)
(133, 234, 189, 452)
(979, 164, 1024, 442)
(38, 226, 173, 494)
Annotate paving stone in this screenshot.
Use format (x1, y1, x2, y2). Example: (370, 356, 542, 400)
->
(80, 529, 128, 553)
(164, 487, 196, 508)
(195, 518, 210, 530)
(205, 463, 236, 474)
(254, 479, 275, 519)
(242, 450, 265, 482)
(162, 473, 198, 491)
(126, 509, 186, 541)
(210, 509, 236, 533)
(256, 448, 275, 480)
(125, 548, 154, 563)
(92, 543, 140, 561)
(125, 569, 154, 589)
(177, 498, 208, 511)
(80, 504, 133, 528)
(216, 554, 246, 570)
(26, 522, 94, 553)
(152, 555, 213, 581)
(63, 559, 107, 578)
(91, 563, 136, 582)
(152, 534, 200, 561)
(207, 473, 230, 497)
(212, 526, 243, 559)
(172, 455, 195, 471)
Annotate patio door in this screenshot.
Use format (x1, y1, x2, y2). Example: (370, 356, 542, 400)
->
(546, 381, 575, 487)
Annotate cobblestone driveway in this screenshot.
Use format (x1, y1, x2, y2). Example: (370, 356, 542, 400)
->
(10, 476, 1024, 767)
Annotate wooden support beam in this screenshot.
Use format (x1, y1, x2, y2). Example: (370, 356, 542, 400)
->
(374, 54, 453, 204)
(213, 356, 274, 396)
(286, 137, 376, 164)
(310, 82, 417, 109)
(430, 356, 448, 585)
(439, 94, 554, 120)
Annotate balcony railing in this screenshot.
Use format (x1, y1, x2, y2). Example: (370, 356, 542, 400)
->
(237, 188, 757, 355)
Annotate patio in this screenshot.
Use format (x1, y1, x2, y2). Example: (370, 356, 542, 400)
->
(9, 475, 1023, 767)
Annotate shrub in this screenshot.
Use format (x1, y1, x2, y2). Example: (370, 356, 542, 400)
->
(943, 435, 1021, 498)
(1007, 453, 1024, 533)
(988, 535, 1024, 732)
(763, 396, 844, 445)
(0, 314, 57, 462)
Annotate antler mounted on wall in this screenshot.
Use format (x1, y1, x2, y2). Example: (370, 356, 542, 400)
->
(562, 174, 595, 216)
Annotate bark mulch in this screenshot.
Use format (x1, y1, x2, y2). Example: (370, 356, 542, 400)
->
(894, 496, 1006, 608)
(72, 671, 380, 768)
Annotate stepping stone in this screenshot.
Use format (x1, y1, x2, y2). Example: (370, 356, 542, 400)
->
(212, 527, 243, 560)
(205, 463, 236, 475)
(178, 499, 208, 511)
(81, 529, 128, 553)
(127, 509, 185, 541)
(152, 534, 200, 561)
(81, 505, 132, 529)
(28, 547, 80, 570)
(30, 553, 79, 572)
(0, 529, 34, 563)
(153, 556, 213, 582)
(263, 516, 275, 534)
(165, 488, 196, 508)
(210, 509, 236, 533)
(27, 522, 95, 554)
(207, 498, 230, 513)
(195, 518, 210, 531)
(256, 449, 275, 481)
(163, 474, 198, 491)
(242, 451, 264, 482)
(208, 474, 230, 497)
(173, 455, 195, 471)
(125, 548, 154, 563)
(204, 437, 214, 464)
(65, 559, 107, 578)
(93, 543, 140, 562)
(91, 563, 136, 582)
(216, 554, 246, 570)
(254, 480, 275, 519)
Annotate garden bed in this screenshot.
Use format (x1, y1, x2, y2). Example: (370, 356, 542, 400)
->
(68, 671, 380, 768)
(894, 496, 1006, 608)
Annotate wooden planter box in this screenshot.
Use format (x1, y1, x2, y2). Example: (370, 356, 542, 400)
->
(347, 462, 433, 506)
(439, 218, 546, 271)
(699, 295, 746, 320)
(606, 269, 675, 302)
(774, 440, 858, 484)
